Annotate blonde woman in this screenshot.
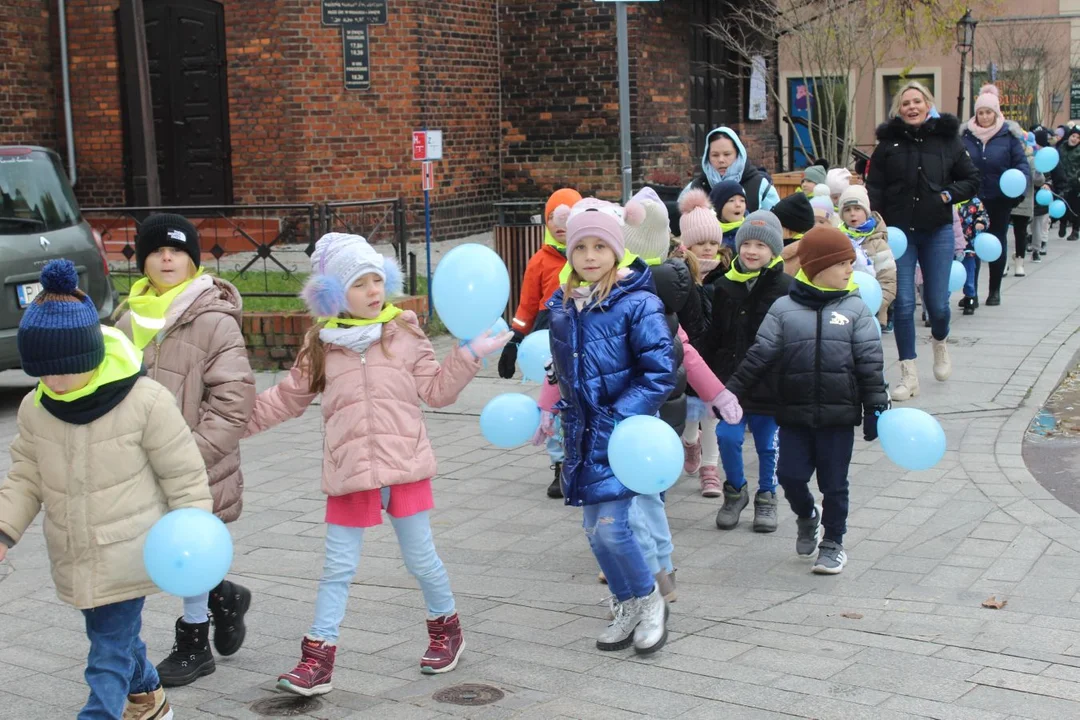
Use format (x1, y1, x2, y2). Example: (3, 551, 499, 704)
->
(865, 81, 980, 401)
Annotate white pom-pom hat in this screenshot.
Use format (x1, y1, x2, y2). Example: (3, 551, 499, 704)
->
(300, 232, 402, 317)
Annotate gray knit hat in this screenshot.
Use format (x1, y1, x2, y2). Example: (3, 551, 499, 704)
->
(803, 165, 827, 186)
(734, 210, 784, 258)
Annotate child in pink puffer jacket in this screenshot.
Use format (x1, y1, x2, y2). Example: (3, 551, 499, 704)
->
(245, 233, 511, 697)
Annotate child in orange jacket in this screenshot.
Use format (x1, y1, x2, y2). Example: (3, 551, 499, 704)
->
(499, 187, 582, 499)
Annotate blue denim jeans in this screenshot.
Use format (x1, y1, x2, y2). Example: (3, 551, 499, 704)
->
(310, 489, 455, 642)
(546, 416, 564, 464)
(716, 414, 779, 493)
(627, 493, 674, 575)
(962, 255, 978, 298)
(583, 499, 655, 602)
(894, 223, 954, 360)
(80, 598, 159, 720)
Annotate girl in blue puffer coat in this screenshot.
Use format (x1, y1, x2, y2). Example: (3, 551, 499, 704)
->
(535, 198, 677, 657)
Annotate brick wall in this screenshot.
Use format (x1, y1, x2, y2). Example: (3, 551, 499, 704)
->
(0, 1, 58, 151)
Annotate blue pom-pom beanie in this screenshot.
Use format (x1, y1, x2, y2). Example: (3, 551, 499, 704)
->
(18, 260, 104, 377)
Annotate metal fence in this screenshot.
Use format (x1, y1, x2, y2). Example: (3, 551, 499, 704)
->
(82, 199, 417, 298)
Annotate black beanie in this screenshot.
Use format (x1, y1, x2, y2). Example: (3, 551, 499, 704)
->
(770, 192, 816, 234)
(1034, 128, 1051, 148)
(136, 213, 201, 273)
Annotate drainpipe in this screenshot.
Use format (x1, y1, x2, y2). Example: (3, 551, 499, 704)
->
(58, 0, 76, 185)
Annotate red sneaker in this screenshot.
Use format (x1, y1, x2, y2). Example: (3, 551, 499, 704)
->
(277, 637, 335, 696)
(420, 614, 465, 674)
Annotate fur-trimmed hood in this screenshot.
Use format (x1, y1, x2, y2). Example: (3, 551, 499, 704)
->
(876, 112, 961, 141)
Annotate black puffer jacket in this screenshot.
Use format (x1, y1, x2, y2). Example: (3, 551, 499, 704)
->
(725, 278, 889, 429)
(866, 113, 981, 233)
(702, 260, 791, 416)
(650, 258, 707, 435)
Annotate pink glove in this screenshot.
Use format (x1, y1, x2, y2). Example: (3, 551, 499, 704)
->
(466, 330, 514, 360)
(710, 389, 744, 425)
(531, 410, 556, 446)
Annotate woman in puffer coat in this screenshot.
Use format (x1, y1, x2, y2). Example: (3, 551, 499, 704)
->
(535, 199, 676, 656)
(115, 213, 256, 687)
(865, 80, 980, 402)
(961, 85, 1030, 307)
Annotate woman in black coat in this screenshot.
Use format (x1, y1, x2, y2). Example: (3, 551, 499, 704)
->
(866, 81, 980, 402)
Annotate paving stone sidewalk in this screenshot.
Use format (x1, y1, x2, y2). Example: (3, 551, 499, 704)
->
(2, 240, 1080, 719)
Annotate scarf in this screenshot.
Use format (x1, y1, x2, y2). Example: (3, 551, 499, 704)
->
(968, 115, 1005, 147)
(570, 267, 634, 310)
(37, 327, 146, 425)
(318, 304, 403, 355)
(126, 269, 207, 349)
(842, 216, 878, 238)
(724, 255, 783, 283)
(701, 128, 747, 187)
(697, 256, 721, 277)
(795, 268, 858, 293)
(720, 218, 745, 236)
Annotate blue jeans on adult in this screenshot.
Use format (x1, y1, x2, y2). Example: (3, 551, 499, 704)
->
(894, 223, 953, 360)
(80, 597, 160, 720)
(310, 488, 455, 642)
(583, 498, 655, 602)
(628, 493, 674, 575)
(716, 414, 779, 493)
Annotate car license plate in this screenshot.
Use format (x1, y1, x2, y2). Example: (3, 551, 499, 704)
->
(17, 282, 42, 308)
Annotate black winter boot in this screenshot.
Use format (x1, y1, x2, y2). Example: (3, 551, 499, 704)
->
(157, 618, 215, 687)
(208, 579, 252, 657)
(547, 462, 564, 499)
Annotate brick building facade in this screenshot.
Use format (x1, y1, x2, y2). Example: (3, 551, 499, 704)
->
(2, 0, 779, 236)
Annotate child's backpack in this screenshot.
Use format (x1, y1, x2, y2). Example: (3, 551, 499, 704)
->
(958, 197, 989, 244)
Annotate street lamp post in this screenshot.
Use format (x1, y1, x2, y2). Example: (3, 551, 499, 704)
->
(956, 9, 977, 118)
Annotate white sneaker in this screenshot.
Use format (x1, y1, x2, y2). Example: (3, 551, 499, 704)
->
(596, 597, 640, 651)
(1014, 257, 1026, 277)
(931, 338, 952, 381)
(632, 584, 668, 655)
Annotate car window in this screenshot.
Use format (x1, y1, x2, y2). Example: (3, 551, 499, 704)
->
(0, 150, 81, 235)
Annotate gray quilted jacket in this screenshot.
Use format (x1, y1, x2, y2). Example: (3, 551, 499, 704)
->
(725, 276, 889, 428)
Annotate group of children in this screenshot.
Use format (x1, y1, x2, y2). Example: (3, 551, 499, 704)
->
(0, 157, 897, 716)
(0, 219, 511, 717)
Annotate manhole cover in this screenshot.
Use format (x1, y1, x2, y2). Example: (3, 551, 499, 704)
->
(432, 683, 505, 706)
(250, 695, 324, 716)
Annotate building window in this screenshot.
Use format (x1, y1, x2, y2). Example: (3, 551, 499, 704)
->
(882, 74, 936, 120)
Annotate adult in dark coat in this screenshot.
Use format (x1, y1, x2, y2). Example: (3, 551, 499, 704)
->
(865, 81, 980, 402)
(682, 127, 780, 214)
(961, 84, 1031, 306)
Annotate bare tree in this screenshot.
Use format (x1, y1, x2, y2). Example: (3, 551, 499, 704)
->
(977, 20, 1072, 128)
(705, 0, 972, 169)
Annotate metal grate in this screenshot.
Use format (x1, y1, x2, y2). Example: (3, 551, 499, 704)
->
(249, 696, 324, 716)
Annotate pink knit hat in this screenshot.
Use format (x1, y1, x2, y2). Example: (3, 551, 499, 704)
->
(565, 198, 641, 260)
(975, 84, 1002, 117)
(678, 189, 722, 248)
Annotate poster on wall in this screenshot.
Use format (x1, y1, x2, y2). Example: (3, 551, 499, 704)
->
(970, 71, 1037, 125)
(322, 0, 387, 25)
(342, 26, 370, 90)
(1071, 69, 1080, 121)
(748, 55, 768, 121)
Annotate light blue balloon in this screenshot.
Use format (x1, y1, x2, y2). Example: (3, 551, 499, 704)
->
(878, 407, 946, 471)
(852, 271, 882, 315)
(998, 168, 1027, 199)
(974, 232, 1002, 262)
(517, 330, 552, 383)
(948, 260, 966, 292)
(608, 415, 683, 495)
(1036, 188, 1054, 206)
(480, 393, 541, 448)
(432, 244, 511, 341)
(1050, 199, 1068, 219)
(144, 509, 233, 597)
(489, 318, 509, 336)
(873, 318, 882, 339)
(886, 226, 908, 259)
(1035, 147, 1060, 173)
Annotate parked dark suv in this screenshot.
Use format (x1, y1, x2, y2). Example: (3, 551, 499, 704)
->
(0, 146, 117, 371)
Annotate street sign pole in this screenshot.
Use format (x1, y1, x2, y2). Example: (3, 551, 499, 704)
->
(424, 185, 433, 322)
(616, 1, 632, 204)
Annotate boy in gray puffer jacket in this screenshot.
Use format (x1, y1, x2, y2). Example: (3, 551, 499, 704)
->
(725, 227, 890, 575)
